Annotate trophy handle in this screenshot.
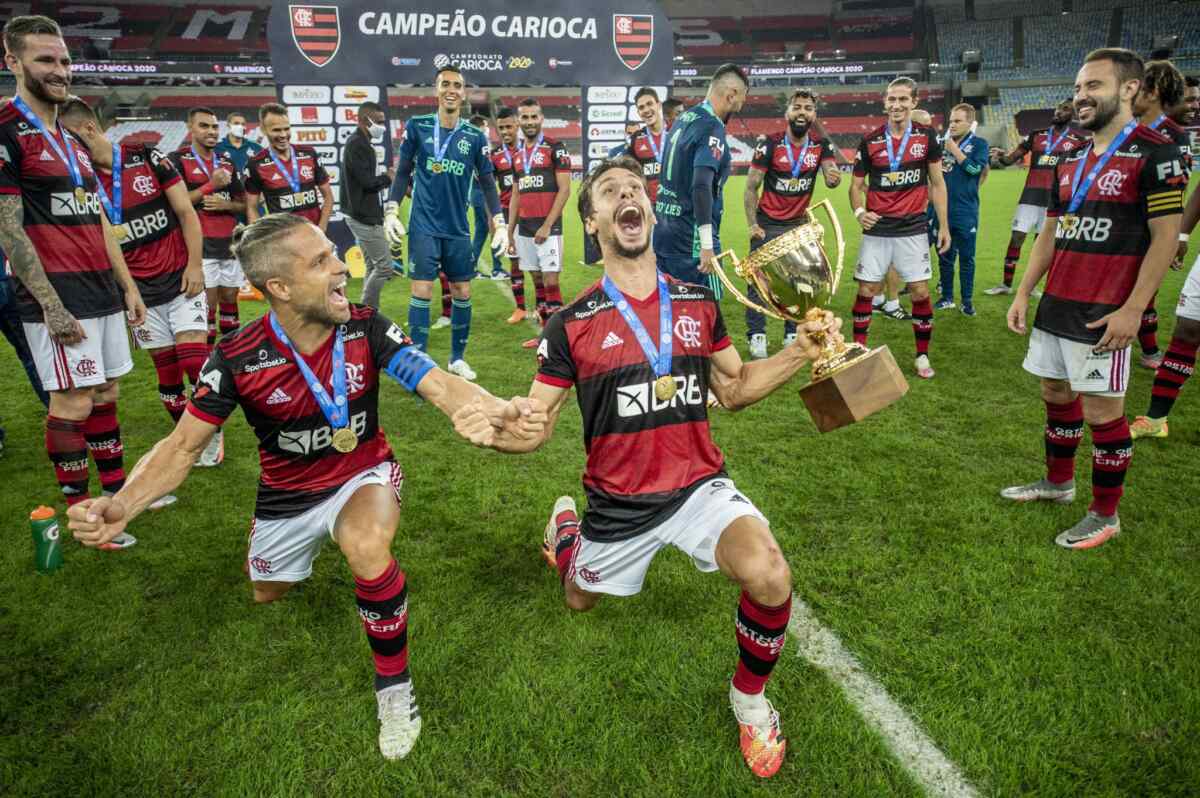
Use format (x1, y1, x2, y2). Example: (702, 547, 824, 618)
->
(712, 248, 787, 321)
(808, 199, 847, 295)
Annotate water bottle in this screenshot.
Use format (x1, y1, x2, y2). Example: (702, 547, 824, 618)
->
(31, 505, 63, 574)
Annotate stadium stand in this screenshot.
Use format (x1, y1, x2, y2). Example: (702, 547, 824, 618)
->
(937, 19, 1014, 70)
(1121, 2, 1200, 60)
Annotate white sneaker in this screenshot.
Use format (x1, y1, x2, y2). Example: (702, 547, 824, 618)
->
(377, 681, 422, 760)
(99, 531, 137, 551)
(148, 494, 178, 511)
(196, 429, 224, 467)
(982, 285, 1012, 296)
(447, 359, 477, 381)
(748, 333, 768, 360)
(915, 354, 935, 379)
(431, 315, 451, 330)
(782, 332, 797, 348)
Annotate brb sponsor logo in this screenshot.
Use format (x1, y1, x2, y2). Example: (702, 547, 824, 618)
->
(774, 176, 814, 193)
(1055, 216, 1112, 242)
(616, 373, 704, 418)
(279, 189, 318, 209)
(277, 410, 368, 454)
(518, 173, 546, 190)
(879, 168, 922, 188)
(123, 209, 170, 241)
(51, 191, 101, 217)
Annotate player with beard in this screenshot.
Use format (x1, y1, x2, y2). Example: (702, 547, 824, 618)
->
(454, 156, 843, 778)
(245, 103, 333, 231)
(0, 15, 146, 533)
(1180, 76, 1200, 125)
(61, 99, 205, 500)
(67, 213, 546, 759)
(1131, 60, 1191, 369)
(384, 64, 508, 379)
(742, 88, 841, 359)
(1004, 48, 1184, 549)
(506, 97, 572, 347)
(489, 107, 536, 324)
(849, 77, 950, 380)
(654, 64, 747, 295)
(986, 100, 1087, 296)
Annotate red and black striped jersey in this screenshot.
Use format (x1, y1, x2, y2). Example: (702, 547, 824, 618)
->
(751, 131, 836, 225)
(169, 146, 244, 260)
(513, 135, 571, 236)
(0, 101, 121, 323)
(853, 122, 942, 237)
(1036, 124, 1186, 345)
(1151, 116, 1193, 175)
(626, 126, 667, 201)
(187, 305, 419, 519)
(96, 145, 187, 308)
(243, 145, 329, 226)
(1014, 126, 1089, 208)
(535, 276, 731, 542)
(489, 142, 518, 210)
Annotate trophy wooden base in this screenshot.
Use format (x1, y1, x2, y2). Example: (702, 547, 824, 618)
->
(798, 344, 909, 433)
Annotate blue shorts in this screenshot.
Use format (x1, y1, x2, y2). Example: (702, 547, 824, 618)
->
(410, 233, 474, 283)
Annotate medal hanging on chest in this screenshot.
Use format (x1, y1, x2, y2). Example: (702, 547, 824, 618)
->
(1061, 119, 1137, 233)
(13, 97, 89, 206)
(93, 144, 127, 241)
(430, 119, 461, 176)
(600, 273, 677, 402)
(521, 133, 544, 177)
(883, 122, 912, 184)
(269, 313, 357, 454)
(269, 145, 303, 200)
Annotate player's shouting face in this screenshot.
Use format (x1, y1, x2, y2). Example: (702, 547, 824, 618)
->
(883, 82, 915, 126)
(519, 103, 544, 141)
(583, 161, 654, 259)
(5, 33, 71, 106)
(267, 222, 352, 325)
(1074, 59, 1140, 131)
(436, 66, 464, 114)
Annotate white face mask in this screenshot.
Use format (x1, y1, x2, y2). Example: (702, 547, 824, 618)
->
(229, 123, 245, 139)
(368, 121, 386, 140)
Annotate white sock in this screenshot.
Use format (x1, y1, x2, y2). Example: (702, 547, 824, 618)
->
(871, 294, 885, 307)
(882, 299, 900, 312)
(730, 683, 771, 728)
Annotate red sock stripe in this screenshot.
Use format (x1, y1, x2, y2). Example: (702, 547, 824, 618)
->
(1149, 338, 1198, 416)
(1006, 244, 1021, 262)
(83, 402, 125, 491)
(46, 415, 90, 502)
(1138, 302, 1159, 354)
(732, 591, 791, 695)
(1044, 398, 1084, 484)
(218, 301, 239, 334)
(852, 294, 874, 346)
(911, 298, 933, 355)
(175, 342, 209, 385)
(1089, 417, 1132, 517)
(355, 560, 409, 677)
(511, 263, 526, 309)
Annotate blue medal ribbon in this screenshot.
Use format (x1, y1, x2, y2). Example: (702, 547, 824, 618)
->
(645, 127, 665, 164)
(1044, 124, 1071, 155)
(12, 96, 84, 193)
(884, 122, 912, 173)
(1066, 118, 1138, 216)
(521, 133, 544, 176)
(782, 133, 812, 179)
(600, 273, 673, 379)
(268, 146, 302, 193)
(431, 118, 461, 172)
(191, 144, 218, 181)
(93, 144, 123, 225)
(1151, 114, 1166, 132)
(268, 313, 349, 431)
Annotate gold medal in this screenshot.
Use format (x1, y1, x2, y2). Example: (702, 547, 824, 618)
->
(74, 186, 86, 203)
(113, 224, 128, 241)
(331, 427, 358, 453)
(1060, 213, 1078, 230)
(430, 161, 443, 174)
(654, 374, 676, 402)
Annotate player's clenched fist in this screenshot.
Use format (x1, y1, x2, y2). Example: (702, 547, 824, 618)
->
(452, 397, 496, 447)
(68, 496, 129, 548)
(500, 396, 548, 440)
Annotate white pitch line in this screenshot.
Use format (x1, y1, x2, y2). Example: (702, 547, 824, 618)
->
(789, 595, 980, 798)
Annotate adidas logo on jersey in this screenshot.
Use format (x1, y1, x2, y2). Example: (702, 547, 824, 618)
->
(601, 331, 624, 350)
(1085, 369, 1105, 381)
(40, 149, 53, 161)
(266, 387, 292, 405)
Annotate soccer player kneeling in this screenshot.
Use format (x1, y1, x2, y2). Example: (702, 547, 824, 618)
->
(67, 214, 546, 759)
(455, 156, 843, 778)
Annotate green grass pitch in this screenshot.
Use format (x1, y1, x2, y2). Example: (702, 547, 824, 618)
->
(2, 169, 1198, 796)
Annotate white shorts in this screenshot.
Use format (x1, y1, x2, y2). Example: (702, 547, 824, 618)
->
(1176, 254, 1200, 322)
(131, 292, 209, 350)
(1023, 327, 1131, 397)
(1011, 203, 1047, 235)
(568, 477, 768, 597)
(203, 257, 244, 289)
(246, 461, 404, 583)
(24, 311, 133, 392)
(854, 233, 933, 284)
(515, 233, 562, 273)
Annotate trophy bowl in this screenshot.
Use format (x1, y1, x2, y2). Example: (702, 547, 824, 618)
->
(712, 199, 909, 432)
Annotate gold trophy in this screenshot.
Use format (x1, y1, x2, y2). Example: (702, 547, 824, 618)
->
(713, 199, 909, 432)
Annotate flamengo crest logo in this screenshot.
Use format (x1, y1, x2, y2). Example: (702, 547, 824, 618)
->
(1096, 169, 1126, 197)
(290, 5, 340, 68)
(613, 14, 653, 70)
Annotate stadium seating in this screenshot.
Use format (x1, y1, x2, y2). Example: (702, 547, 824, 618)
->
(936, 19, 1014, 70)
(1122, 2, 1200, 59)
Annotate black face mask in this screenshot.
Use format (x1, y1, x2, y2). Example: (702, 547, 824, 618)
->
(789, 118, 810, 138)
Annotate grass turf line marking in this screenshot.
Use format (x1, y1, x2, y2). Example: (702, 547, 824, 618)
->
(790, 595, 980, 798)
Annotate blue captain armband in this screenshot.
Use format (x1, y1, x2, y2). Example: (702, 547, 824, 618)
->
(384, 347, 437, 392)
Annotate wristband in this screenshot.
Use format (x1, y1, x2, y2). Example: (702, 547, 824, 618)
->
(698, 224, 714, 251)
(853, 207, 866, 220)
(1181, 232, 1191, 243)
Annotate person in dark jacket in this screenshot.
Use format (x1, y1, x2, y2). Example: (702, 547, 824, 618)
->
(341, 101, 396, 308)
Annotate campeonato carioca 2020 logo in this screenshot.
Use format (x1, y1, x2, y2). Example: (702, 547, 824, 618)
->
(290, 5, 341, 67)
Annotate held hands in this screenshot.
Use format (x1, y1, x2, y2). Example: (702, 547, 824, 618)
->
(789, 311, 843, 362)
(383, 201, 406, 246)
(452, 396, 548, 448)
(1085, 305, 1141, 352)
(68, 496, 129, 548)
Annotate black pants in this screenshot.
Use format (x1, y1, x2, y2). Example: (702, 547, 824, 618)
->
(0, 277, 48, 408)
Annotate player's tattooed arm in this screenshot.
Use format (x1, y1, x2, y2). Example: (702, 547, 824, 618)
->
(0, 195, 84, 344)
(743, 168, 764, 237)
(709, 310, 843, 411)
(68, 413, 215, 548)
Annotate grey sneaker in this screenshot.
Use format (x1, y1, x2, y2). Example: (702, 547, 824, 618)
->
(748, 333, 768, 360)
(982, 285, 1013, 296)
(1055, 511, 1120, 550)
(377, 681, 422, 760)
(999, 479, 1075, 503)
(196, 429, 224, 467)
